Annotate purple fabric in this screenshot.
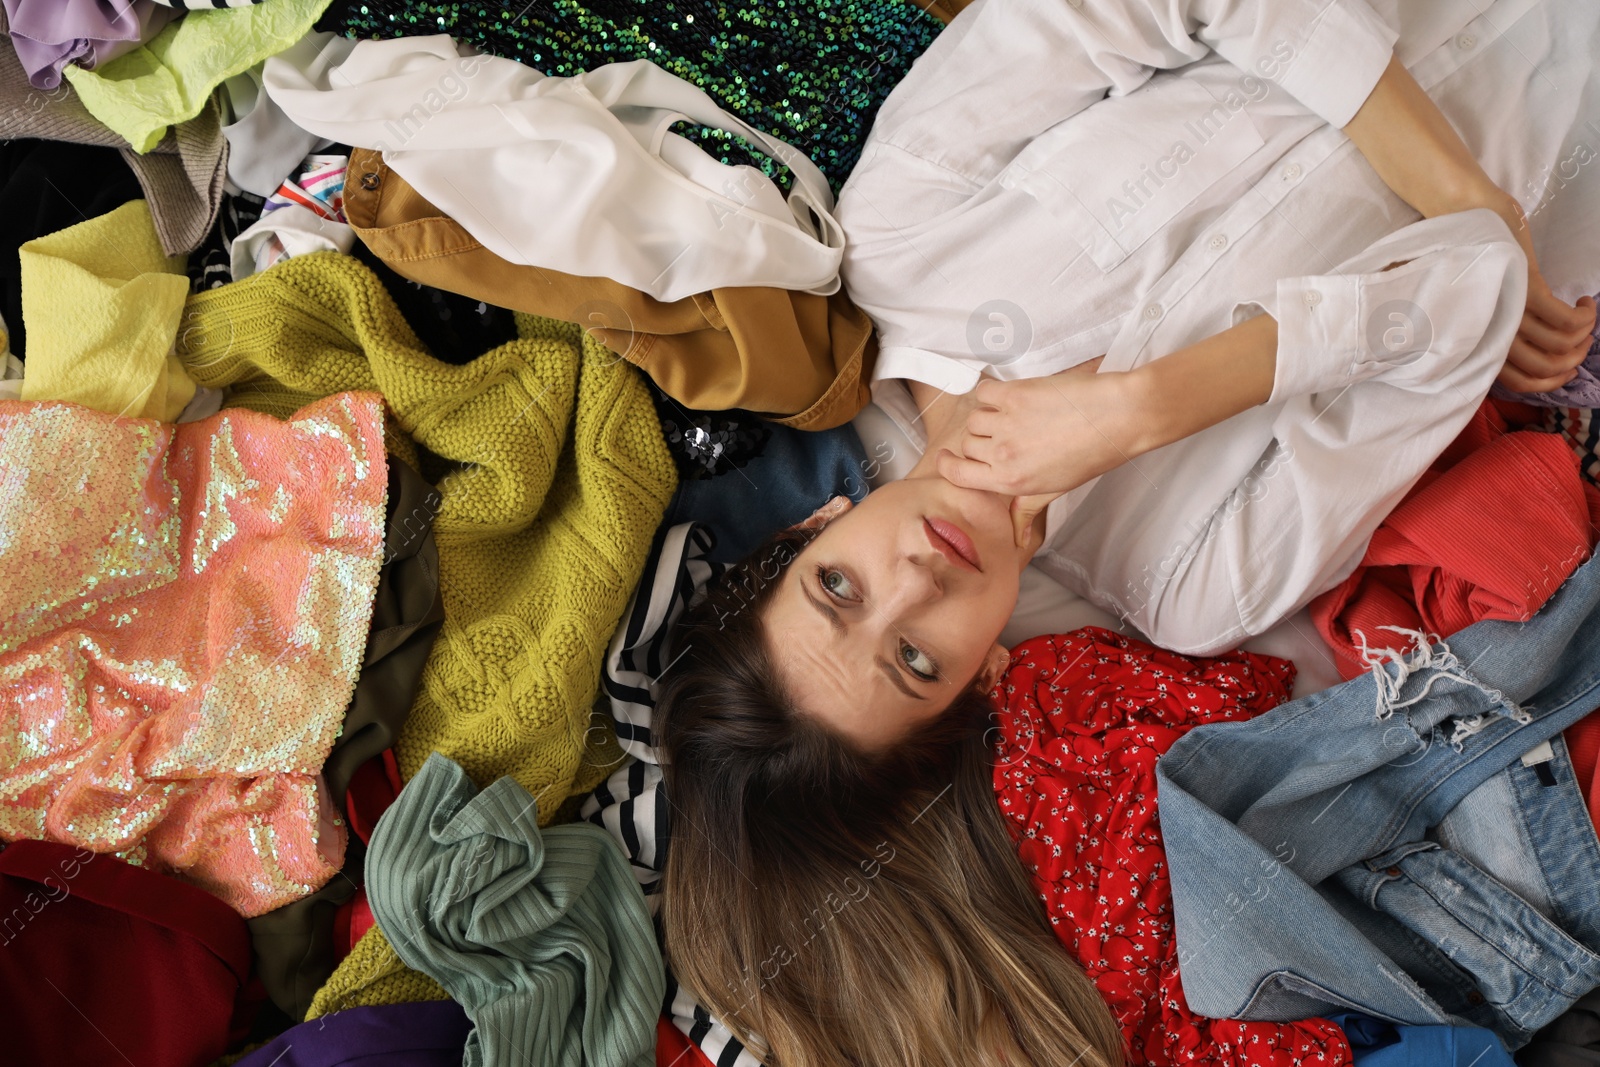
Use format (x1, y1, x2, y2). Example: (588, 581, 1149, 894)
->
(231, 1001, 473, 1067)
(1491, 297, 1600, 409)
(3, 0, 176, 91)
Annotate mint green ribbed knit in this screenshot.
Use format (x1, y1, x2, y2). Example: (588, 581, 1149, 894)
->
(366, 753, 664, 1067)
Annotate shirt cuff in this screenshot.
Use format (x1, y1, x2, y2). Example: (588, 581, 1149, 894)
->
(1263, 273, 1364, 404)
(872, 345, 988, 395)
(1276, 0, 1398, 129)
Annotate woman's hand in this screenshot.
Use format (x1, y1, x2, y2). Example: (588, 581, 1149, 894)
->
(935, 313, 1281, 513)
(934, 358, 1147, 499)
(1457, 186, 1596, 392)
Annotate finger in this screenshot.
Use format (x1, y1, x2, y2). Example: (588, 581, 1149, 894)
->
(965, 406, 1001, 439)
(1526, 278, 1597, 335)
(1518, 307, 1596, 355)
(1009, 502, 1035, 549)
(935, 448, 1001, 491)
(952, 430, 998, 465)
(1505, 336, 1575, 381)
(1010, 492, 1056, 526)
(1521, 331, 1593, 375)
(972, 376, 1012, 408)
(1010, 493, 1060, 550)
(1511, 329, 1592, 378)
(1497, 358, 1577, 394)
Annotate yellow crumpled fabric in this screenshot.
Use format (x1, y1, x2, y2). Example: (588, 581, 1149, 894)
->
(64, 0, 332, 154)
(176, 251, 676, 1017)
(19, 200, 196, 421)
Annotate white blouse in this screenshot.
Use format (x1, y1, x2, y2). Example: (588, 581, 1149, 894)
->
(841, 0, 1600, 653)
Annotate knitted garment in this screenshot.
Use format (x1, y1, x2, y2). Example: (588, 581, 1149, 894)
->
(0, 6, 230, 258)
(317, 0, 943, 193)
(308, 918, 451, 1018)
(360, 754, 663, 1067)
(174, 251, 676, 812)
(1546, 405, 1600, 489)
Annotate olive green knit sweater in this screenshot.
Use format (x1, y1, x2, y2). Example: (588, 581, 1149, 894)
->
(178, 249, 673, 806)
(178, 252, 675, 1015)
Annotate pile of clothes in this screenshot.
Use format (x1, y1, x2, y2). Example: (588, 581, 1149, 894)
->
(4, 2, 1600, 1066)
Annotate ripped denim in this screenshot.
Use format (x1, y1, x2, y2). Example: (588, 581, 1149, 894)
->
(1157, 551, 1600, 1049)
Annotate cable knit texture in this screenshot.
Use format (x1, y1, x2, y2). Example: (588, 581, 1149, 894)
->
(176, 251, 674, 1013)
(175, 251, 675, 806)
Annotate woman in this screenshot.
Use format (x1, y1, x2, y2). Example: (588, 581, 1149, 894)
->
(657, 0, 1600, 1064)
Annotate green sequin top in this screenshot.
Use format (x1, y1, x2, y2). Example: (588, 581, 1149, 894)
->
(316, 0, 943, 194)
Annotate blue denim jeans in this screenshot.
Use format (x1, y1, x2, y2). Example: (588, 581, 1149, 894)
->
(1157, 552, 1600, 1048)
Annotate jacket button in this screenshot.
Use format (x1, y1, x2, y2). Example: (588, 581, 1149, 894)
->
(360, 172, 381, 191)
(1467, 990, 1485, 1005)
(1385, 866, 1401, 877)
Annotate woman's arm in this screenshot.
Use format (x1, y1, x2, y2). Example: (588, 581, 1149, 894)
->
(931, 314, 1278, 501)
(937, 209, 1523, 506)
(1342, 56, 1596, 391)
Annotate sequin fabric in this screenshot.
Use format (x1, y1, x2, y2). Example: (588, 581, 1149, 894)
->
(650, 383, 771, 480)
(994, 628, 1352, 1066)
(319, 0, 942, 193)
(0, 393, 389, 917)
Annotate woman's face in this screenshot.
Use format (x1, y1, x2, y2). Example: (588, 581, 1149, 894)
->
(762, 475, 1031, 750)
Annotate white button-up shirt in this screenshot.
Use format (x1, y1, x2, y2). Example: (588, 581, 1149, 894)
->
(839, 0, 1600, 653)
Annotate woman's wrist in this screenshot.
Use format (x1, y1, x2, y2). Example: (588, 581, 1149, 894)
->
(1431, 173, 1523, 229)
(1122, 312, 1280, 458)
(1111, 366, 1172, 459)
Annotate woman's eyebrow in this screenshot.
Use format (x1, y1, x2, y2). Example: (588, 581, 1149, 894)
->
(801, 583, 924, 700)
(876, 656, 926, 701)
(801, 584, 847, 637)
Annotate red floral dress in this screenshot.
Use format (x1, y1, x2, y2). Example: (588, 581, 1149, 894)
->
(993, 628, 1351, 1067)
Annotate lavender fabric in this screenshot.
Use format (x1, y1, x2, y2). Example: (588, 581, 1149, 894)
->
(1491, 299, 1600, 409)
(232, 1001, 473, 1067)
(3, 0, 176, 90)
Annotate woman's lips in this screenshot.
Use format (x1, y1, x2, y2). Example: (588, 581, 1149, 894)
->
(924, 517, 982, 572)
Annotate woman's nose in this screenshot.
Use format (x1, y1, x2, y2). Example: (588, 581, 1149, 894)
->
(889, 552, 943, 608)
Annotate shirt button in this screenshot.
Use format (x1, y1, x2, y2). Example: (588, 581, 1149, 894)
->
(1208, 234, 1228, 252)
(1303, 289, 1322, 308)
(1144, 304, 1163, 321)
(360, 171, 381, 191)
(1456, 33, 1477, 50)
(1280, 162, 1302, 182)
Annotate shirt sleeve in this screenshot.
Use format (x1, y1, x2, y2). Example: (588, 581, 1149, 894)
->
(868, 0, 1398, 186)
(1263, 208, 1527, 405)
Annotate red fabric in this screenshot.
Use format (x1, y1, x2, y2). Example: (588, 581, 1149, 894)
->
(331, 750, 401, 962)
(345, 749, 403, 845)
(994, 628, 1350, 1067)
(333, 888, 377, 962)
(657, 1015, 717, 1067)
(1312, 401, 1600, 680)
(1567, 709, 1600, 829)
(0, 839, 253, 1066)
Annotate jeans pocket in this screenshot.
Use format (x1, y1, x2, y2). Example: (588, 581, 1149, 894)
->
(1342, 842, 1600, 1046)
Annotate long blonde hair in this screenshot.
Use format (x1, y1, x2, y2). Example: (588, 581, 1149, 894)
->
(655, 529, 1125, 1067)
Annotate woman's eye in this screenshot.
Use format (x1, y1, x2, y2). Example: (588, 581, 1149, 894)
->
(900, 642, 938, 682)
(818, 567, 860, 602)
